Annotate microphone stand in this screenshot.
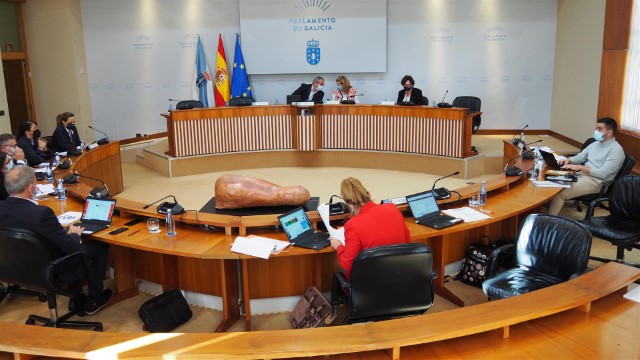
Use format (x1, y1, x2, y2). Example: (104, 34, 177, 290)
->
(88, 126, 110, 145)
(73, 171, 110, 198)
(143, 195, 185, 214)
(431, 171, 460, 200)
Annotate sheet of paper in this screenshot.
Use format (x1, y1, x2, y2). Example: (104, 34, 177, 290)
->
(624, 284, 640, 303)
(231, 236, 290, 259)
(531, 180, 571, 188)
(57, 211, 82, 225)
(442, 207, 491, 222)
(34, 168, 47, 173)
(317, 203, 345, 245)
(36, 184, 55, 195)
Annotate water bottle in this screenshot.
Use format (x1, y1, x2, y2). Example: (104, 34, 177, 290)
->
(53, 152, 61, 167)
(479, 180, 487, 205)
(169, 104, 174, 111)
(79, 140, 85, 154)
(165, 209, 176, 236)
(45, 164, 54, 184)
(56, 179, 66, 200)
(432, 99, 436, 107)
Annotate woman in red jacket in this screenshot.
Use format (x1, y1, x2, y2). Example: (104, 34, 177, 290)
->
(330, 177, 411, 279)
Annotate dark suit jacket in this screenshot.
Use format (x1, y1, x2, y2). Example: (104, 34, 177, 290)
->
(397, 87, 426, 105)
(0, 173, 8, 201)
(292, 83, 325, 103)
(17, 136, 52, 165)
(51, 125, 82, 153)
(0, 197, 81, 259)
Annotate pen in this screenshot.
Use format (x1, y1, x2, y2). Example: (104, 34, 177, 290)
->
(477, 209, 495, 215)
(128, 229, 141, 236)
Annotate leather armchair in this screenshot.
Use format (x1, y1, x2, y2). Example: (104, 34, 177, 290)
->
(582, 175, 640, 266)
(482, 214, 592, 300)
(331, 243, 437, 324)
(0, 227, 103, 331)
(573, 154, 635, 212)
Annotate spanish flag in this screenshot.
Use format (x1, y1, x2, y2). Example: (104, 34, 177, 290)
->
(214, 34, 230, 107)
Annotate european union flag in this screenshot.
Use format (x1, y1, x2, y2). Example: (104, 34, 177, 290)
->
(231, 34, 253, 99)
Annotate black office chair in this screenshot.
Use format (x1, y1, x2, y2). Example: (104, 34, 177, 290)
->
(0, 283, 46, 304)
(176, 100, 203, 110)
(572, 154, 635, 212)
(331, 243, 437, 324)
(582, 175, 640, 267)
(228, 97, 254, 107)
(482, 214, 592, 300)
(452, 96, 481, 133)
(0, 227, 103, 331)
(422, 96, 429, 106)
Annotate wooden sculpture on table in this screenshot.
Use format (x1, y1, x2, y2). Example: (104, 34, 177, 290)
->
(215, 174, 311, 209)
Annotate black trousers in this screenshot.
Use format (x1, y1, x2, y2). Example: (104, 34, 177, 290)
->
(60, 241, 108, 300)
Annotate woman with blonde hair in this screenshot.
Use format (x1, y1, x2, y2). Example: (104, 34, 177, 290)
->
(332, 75, 359, 103)
(330, 177, 410, 279)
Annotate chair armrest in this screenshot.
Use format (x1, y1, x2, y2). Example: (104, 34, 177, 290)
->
(50, 251, 83, 267)
(585, 197, 610, 219)
(598, 180, 614, 197)
(335, 271, 351, 290)
(430, 271, 438, 280)
(486, 244, 514, 279)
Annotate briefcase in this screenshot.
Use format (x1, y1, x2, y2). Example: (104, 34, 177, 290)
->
(291, 286, 335, 328)
(138, 289, 192, 332)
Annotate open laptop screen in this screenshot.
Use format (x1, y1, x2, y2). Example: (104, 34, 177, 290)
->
(406, 191, 439, 218)
(278, 207, 312, 241)
(82, 197, 116, 222)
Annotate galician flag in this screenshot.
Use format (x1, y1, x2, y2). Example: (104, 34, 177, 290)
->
(192, 36, 214, 108)
(231, 34, 253, 99)
(214, 34, 231, 107)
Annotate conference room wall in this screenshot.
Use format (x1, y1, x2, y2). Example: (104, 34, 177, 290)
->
(549, 0, 606, 142)
(0, 60, 10, 134)
(8, 0, 605, 146)
(20, 0, 94, 144)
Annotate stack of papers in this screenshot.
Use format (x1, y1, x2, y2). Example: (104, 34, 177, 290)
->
(531, 180, 571, 188)
(35, 184, 55, 198)
(317, 203, 345, 245)
(231, 236, 290, 259)
(442, 207, 491, 222)
(57, 211, 82, 226)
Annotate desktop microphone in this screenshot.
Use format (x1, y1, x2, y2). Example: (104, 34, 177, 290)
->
(328, 195, 349, 215)
(520, 139, 543, 159)
(431, 171, 460, 200)
(340, 94, 364, 105)
(88, 125, 109, 145)
(437, 90, 452, 108)
(143, 195, 185, 215)
(512, 124, 529, 145)
(504, 149, 535, 177)
(72, 170, 110, 198)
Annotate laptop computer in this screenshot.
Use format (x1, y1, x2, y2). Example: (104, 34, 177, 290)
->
(406, 190, 463, 229)
(277, 207, 330, 250)
(287, 95, 302, 104)
(77, 196, 117, 234)
(539, 149, 564, 170)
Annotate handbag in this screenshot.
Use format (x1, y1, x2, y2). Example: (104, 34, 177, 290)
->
(455, 235, 494, 287)
(138, 289, 193, 332)
(291, 286, 335, 329)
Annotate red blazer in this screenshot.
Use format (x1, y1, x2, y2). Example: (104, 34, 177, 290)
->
(335, 201, 411, 278)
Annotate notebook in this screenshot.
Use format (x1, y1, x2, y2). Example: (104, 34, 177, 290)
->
(539, 150, 564, 170)
(77, 196, 117, 234)
(277, 207, 330, 250)
(406, 190, 463, 229)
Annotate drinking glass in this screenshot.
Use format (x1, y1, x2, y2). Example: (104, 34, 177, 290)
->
(147, 218, 160, 233)
(468, 194, 479, 208)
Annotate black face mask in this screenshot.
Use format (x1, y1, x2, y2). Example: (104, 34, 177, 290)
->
(403, 86, 412, 91)
(33, 129, 42, 139)
(67, 124, 77, 130)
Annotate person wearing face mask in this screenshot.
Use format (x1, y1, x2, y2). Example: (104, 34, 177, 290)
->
(0, 133, 27, 165)
(16, 121, 53, 165)
(396, 75, 426, 105)
(547, 117, 625, 215)
(0, 152, 12, 200)
(52, 112, 83, 153)
(329, 177, 410, 280)
(291, 76, 325, 104)
(0, 165, 113, 314)
(332, 75, 359, 103)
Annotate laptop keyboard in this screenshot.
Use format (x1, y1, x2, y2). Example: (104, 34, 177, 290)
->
(295, 233, 330, 249)
(79, 223, 107, 234)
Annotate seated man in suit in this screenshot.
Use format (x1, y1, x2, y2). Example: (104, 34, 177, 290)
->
(51, 112, 82, 153)
(0, 165, 112, 314)
(0, 133, 27, 166)
(291, 76, 325, 104)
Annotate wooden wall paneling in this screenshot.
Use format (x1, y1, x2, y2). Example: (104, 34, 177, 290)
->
(597, 50, 628, 120)
(603, 0, 633, 50)
(133, 250, 164, 284)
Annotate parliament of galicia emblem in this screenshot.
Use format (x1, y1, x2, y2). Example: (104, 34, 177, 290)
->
(306, 39, 320, 65)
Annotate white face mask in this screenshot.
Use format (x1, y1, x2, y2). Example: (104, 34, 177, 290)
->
(316, 85, 324, 91)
